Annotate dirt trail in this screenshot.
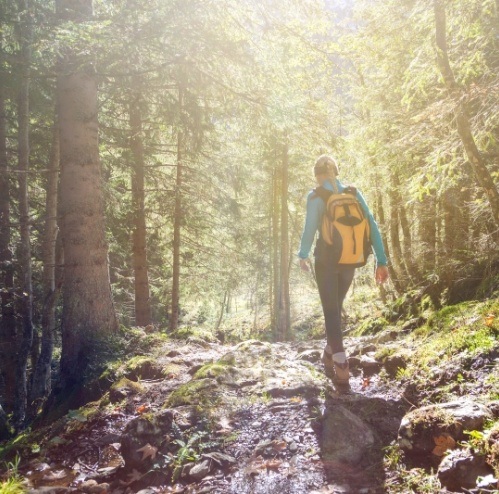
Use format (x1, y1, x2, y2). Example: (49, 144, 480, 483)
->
(5, 336, 410, 494)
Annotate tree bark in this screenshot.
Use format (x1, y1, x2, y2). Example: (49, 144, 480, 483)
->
(419, 196, 437, 275)
(29, 111, 61, 410)
(0, 46, 17, 416)
(392, 173, 420, 281)
(434, 0, 499, 233)
(388, 177, 408, 284)
(15, 0, 34, 427)
(129, 78, 152, 327)
(170, 79, 183, 333)
(271, 162, 280, 340)
(276, 142, 290, 341)
(57, 0, 117, 386)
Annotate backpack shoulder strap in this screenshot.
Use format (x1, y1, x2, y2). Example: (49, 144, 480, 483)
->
(313, 186, 333, 203)
(343, 185, 357, 196)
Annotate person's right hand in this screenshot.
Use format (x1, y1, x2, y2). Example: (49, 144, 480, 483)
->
(299, 258, 310, 272)
(375, 265, 389, 284)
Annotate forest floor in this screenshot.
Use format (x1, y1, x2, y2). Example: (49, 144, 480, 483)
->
(1, 295, 498, 494)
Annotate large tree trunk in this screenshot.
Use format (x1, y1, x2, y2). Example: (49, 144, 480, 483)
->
(0, 50, 17, 417)
(271, 162, 280, 340)
(419, 196, 437, 275)
(434, 0, 499, 233)
(170, 80, 183, 333)
(276, 142, 290, 341)
(57, 0, 117, 387)
(388, 177, 408, 285)
(267, 178, 274, 330)
(15, 0, 34, 427)
(29, 112, 61, 411)
(392, 173, 420, 281)
(129, 78, 152, 327)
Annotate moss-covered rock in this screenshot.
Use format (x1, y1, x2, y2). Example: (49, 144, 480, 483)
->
(109, 378, 145, 404)
(192, 362, 235, 382)
(398, 400, 493, 456)
(173, 326, 217, 344)
(123, 356, 164, 381)
(166, 379, 219, 407)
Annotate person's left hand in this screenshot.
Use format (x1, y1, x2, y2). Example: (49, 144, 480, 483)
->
(375, 265, 389, 284)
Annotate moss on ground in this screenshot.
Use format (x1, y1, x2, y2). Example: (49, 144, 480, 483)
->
(166, 379, 220, 407)
(193, 362, 234, 380)
(172, 326, 217, 343)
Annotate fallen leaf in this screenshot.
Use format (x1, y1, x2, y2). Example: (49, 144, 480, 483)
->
(265, 459, 282, 471)
(485, 314, 495, 327)
(362, 377, 371, 389)
(271, 440, 287, 452)
(290, 397, 302, 403)
(136, 404, 148, 414)
(136, 443, 158, 461)
(43, 469, 68, 481)
(120, 468, 144, 486)
(243, 456, 266, 476)
(432, 433, 456, 456)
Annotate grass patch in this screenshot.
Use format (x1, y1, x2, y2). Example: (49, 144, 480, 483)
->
(352, 316, 389, 336)
(408, 300, 498, 368)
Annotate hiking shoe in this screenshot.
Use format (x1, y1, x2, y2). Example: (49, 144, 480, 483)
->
(332, 361, 350, 387)
(321, 347, 336, 380)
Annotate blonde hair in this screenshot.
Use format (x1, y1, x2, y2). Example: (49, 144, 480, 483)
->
(314, 155, 339, 182)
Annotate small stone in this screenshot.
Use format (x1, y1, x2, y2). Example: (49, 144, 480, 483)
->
(384, 355, 407, 377)
(359, 355, 382, 376)
(438, 449, 493, 491)
(88, 483, 110, 494)
(181, 462, 194, 478)
(202, 452, 236, 466)
(296, 349, 322, 363)
(289, 442, 299, 452)
(79, 480, 98, 490)
(189, 459, 213, 481)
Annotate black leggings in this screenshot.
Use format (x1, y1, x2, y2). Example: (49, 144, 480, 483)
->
(315, 261, 355, 353)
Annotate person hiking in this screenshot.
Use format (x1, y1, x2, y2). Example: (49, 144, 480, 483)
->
(298, 155, 389, 389)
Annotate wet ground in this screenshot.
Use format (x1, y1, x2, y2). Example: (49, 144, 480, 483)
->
(2, 336, 410, 494)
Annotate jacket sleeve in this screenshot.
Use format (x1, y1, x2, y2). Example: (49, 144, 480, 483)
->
(297, 191, 323, 259)
(356, 189, 388, 266)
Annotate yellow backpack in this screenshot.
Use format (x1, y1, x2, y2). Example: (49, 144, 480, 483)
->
(314, 185, 372, 267)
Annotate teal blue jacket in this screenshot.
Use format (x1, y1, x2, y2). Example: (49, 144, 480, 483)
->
(298, 179, 388, 266)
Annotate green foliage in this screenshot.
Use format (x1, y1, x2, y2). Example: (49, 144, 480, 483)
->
(354, 317, 389, 336)
(166, 379, 220, 408)
(0, 455, 24, 494)
(172, 326, 217, 344)
(0, 478, 25, 494)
